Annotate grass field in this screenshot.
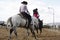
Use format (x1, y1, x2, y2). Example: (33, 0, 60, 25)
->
(0, 27, 60, 40)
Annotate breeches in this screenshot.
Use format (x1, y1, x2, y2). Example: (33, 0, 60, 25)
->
(21, 12, 32, 26)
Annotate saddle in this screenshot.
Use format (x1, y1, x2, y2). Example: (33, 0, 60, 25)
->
(18, 13, 28, 27)
(18, 13, 27, 19)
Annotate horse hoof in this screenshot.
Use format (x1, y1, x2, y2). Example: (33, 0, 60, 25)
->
(8, 39, 10, 40)
(36, 38, 39, 40)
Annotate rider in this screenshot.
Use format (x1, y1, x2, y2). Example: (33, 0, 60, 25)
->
(33, 8, 39, 18)
(19, 1, 31, 28)
(33, 8, 41, 26)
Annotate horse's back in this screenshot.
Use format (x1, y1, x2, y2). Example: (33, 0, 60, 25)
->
(12, 15, 21, 22)
(10, 14, 26, 27)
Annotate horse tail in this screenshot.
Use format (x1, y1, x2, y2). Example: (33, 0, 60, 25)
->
(6, 17, 13, 30)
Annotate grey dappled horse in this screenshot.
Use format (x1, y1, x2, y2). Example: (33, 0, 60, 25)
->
(6, 14, 38, 40)
(32, 17, 43, 34)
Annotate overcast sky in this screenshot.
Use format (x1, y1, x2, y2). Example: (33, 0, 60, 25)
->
(0, 0, 60, 24)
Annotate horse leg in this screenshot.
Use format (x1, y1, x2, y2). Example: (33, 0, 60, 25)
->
(30, 28, 37, 40)
(25, 27, 30, 40)
(39, 21, 43, 35)
(39, 27, 42, 35)
(27, 28, 30, 36)
(36, 27, 38, 34)
(8, 28, 13, 40)
(34, 25, 38, 34)
(14, 28, 18, 40)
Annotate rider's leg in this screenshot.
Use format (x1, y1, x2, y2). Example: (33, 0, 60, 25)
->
(24, 13, 31, 28)
(21, 12, 32, 27)
(27, 14, 31, 28)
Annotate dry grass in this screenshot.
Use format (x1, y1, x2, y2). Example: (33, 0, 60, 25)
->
(0, 27, 60, 40)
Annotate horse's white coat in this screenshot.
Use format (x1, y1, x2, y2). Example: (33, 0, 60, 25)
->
(7, 14, 39, 29)
(6, 14, 39, 40)
(12, 14, 26, 27)
(32, 16, 39, 28)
